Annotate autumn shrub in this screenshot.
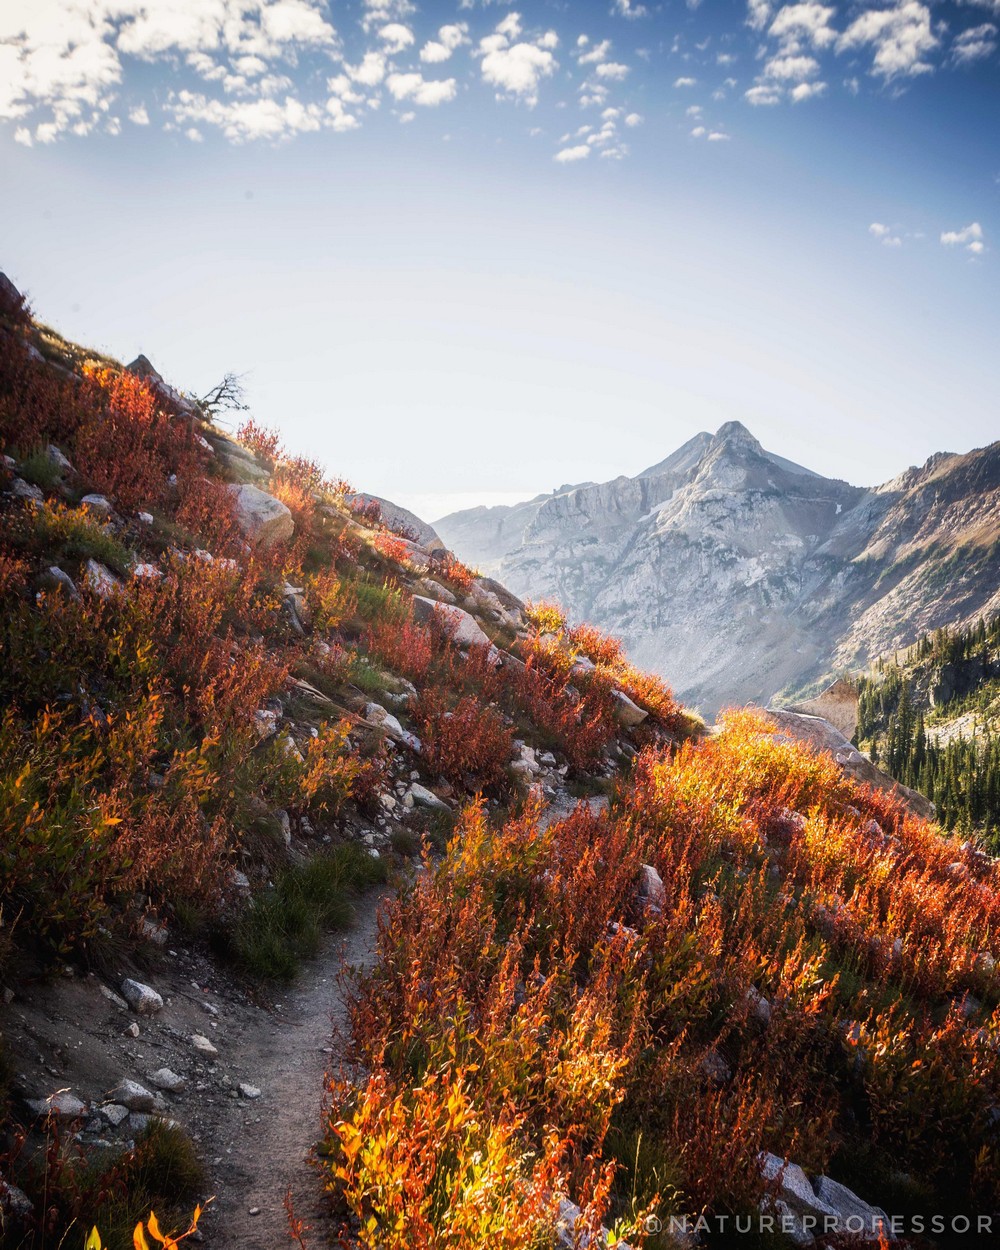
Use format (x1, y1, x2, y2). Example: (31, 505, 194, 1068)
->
(525, 599, 566, 634)
(427, 552, 476, 595)
(414, 691, 514, 792)
(372, 531, 411, 566)
(236, 417, 282, 462)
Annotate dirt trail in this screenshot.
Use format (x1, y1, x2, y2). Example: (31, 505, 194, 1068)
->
(200, 894, 386, 1248)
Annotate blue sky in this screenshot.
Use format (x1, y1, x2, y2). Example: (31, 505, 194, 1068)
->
(1, 1, 997, 520)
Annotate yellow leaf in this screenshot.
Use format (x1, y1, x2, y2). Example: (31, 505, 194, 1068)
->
(147, 1211, 165, 1244)
(133, 1224, 150, 1250)
(85, 1229, 103, 1250)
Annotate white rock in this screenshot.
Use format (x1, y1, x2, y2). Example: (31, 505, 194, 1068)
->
(228, 483, 294, 547)
(27, 1091, 88, 1120)
(191, 1033, 219, 1057)
(12, 477, 43, 501)
(137, 511, 154, 524)
(83, 558, 122, 598)
(149, 1068, 186, 1093)
(408, 783, 452, 813)
(239, 1083, 262, 1099)
(80, 493, 112, 516)
(132, 563, 163, 581)
(99, 984, 128, 1010)
(411, 595, 493, 649)
(813, 1175, 891, 1241)
(46, 444, 74, 475)
(105, 1080, 156, 1112)
(121, 978, 163, 1015)
(100, 1102, 130, 1127)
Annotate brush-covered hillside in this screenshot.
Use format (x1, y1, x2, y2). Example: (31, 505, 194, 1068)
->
(1, 275, 999, 1250)
(856, 616, 1000, 851)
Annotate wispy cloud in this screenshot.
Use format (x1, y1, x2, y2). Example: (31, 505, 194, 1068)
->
(941, 222, 985, 254)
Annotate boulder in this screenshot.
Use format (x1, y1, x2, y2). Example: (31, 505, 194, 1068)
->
(99, 1102, 130, 1127)
(191, 1033, 218, 1057)
(346, 493, 447, 554)
(37, 566, 80, 600)
(80, 493, 112, 516)
(813, 1175, 891, 1240)
(121, 978, 163, 1014)
(411, 596, 492, 649)
(765, 710, 935, 820)
(11, 477, 43, 502)
(229, 483, 294, 547)
(786, 678, 859, 741)
(149, 1068, 186, 1093)
(0, 1176, 33, 1221)
(106, 1080, 156, 1112)
(612, 690, 648, 727)
(27, 1091, 88, 1120)
(760, 1153, 891, 1244)
(126, 354, 200, 419)
(409, 783, 452, 814)
(638, 863, 666, 909)
(45, 444, 74, 477)
(83, 559, 122, 598)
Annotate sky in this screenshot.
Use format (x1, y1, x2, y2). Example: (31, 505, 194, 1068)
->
(0, 1, 997, 522)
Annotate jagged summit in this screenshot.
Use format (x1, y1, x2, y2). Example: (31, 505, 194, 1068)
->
(437, 423, 1000, 715)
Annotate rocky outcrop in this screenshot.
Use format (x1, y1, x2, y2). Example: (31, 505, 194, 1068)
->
(229, 484, 294, 547)
(126, 354, 200, 420)
(437, 422, 1000, 717)
(765, 709, 935, 819)
(786, 678, 859, 740)
(347, 493, 447, 554)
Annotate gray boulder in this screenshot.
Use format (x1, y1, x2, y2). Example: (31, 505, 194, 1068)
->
(411, 596, 492, 649)
(121, 978, 163, 1015)
(106, 1079, 157, 1112)
(786, 678, 859, 740)
(409, 783, 452, 814)
(612, 690, 648, 727)
(229, 483, 294, 547)
(27, 1091, 87, 1120)
(765, 709, 934, 820)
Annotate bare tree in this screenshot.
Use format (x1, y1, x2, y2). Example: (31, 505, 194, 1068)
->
(198, 371, 250, 419)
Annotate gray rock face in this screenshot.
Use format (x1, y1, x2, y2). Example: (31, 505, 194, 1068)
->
(126, 354, 199, 419)
(786, 678, 859, 740)
(765, 709, 935, 819)
(437, 422, 1000, 717)
(229, 483, 294, 547)
(347, 493, 446, 554)
(760, 1153, 891, 1244)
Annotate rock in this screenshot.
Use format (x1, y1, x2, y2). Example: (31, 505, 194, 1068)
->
(415, 577, 458, 605)
(746, 986, 772, 1025)
(106, 1080, 157, 1112)
(229, 483, 294, 547)
(765, 710, 935, 820)
(125, 1022, 140, 1038)
(760, 1153, 890, 1244)
(100, 1105, 130, 1135)
(239, 1083, 262, 1099)
(700, 1049, 732, 1085)
(137, 511, 154, 524)
(555, 1197, 632, 1249)
(364, 702, 405, 739)
(45, 444, 74, 476)
(37, 565, 80, 600)
(408, 783, 452, 814)
(411, 595, 493, 649)
(11, 477, 43, 502)
(140, 916, 168, 945)
(813, 1175, 891, 1241)
(787, 678, 859, 740)
(0, 1177, 33, 1220)
(80, 493, 112, 516)
(126, 354, 200, 419)
(638, 863, 666, 909)
(83, 559, 122, 598)
(346, 493, 447, 553)
(231, 870, 250, 891)
(191, 1033, 219, 1057)
(121, 979, 163, 1014)
(149, 1068, 187, 1093)
(99, 984, 129, 1010)
(132, 562, 163, 581)
(612, 690, 648, 727)
(27, 1091, 88, 1120)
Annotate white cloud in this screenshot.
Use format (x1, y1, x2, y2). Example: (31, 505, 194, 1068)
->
(764, 54, 821, 79)
(595, 61, 630, 80)
(421, 22, 470, 63)
(674, 76, 698, 87)
(625, 111, 643, 125)
(869, 221, 902, 245)
(790, 79, 827, 99)
(478, 15, 559, 106)
(768, 3, 837, 52)
(554, 143, 590, 161)
(708, 130, 731, 140)
(837, 2, 939, 79)
(941, 222, 985, 254)
(748, 0, 773, 31)
(951, 22, 998, 63)
(347, 51, 387, 87)
(691, 124, 707, 136)
(128, 103, 150, 125)
(579, 39, 612, 65)
(378, 23, 415, 54)
(385, 72, 458, 106)
(169, 89, 329, 142)
(613, 0, 649, 18)
(746, 83, 783, 103)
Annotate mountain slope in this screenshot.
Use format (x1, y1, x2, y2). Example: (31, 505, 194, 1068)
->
(436, 422, 1000, 715)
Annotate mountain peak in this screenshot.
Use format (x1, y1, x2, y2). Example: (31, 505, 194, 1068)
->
(714, 420, 762, 452)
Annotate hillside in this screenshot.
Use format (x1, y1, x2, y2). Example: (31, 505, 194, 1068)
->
(856, 616, 1000, 849)
(1, 275, 999, 1250)
(436, 423, 1000, 717)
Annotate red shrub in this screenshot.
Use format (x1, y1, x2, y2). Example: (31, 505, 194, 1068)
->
(414, 691, 514, 792)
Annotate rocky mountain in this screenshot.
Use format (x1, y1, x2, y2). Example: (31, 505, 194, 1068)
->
(436, 422, 1000, 715)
